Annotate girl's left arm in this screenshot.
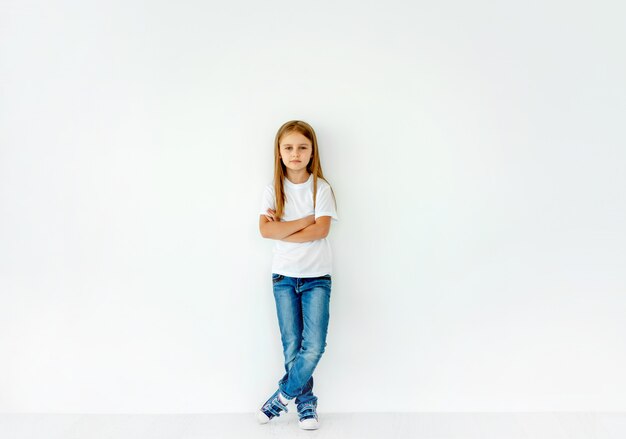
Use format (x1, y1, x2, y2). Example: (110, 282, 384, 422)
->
(281, 217, 331, 243)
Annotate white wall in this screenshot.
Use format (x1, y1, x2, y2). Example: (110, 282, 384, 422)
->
(1, 0, 625, 413)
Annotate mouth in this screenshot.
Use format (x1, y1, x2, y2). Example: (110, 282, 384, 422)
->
(291, 161, 301, 163)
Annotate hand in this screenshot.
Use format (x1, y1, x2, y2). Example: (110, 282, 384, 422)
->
(265, 208, 277, 222)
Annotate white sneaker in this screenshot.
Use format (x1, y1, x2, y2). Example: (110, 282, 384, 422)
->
(298, 402, 319, 430)
(257, 389, 290, 424)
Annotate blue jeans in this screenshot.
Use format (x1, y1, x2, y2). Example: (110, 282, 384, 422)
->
(272, 273, 332, 408)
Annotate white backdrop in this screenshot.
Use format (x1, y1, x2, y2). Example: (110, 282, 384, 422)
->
(1, 0, 625, 413)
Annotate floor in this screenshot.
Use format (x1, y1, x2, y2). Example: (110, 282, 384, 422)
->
(1, 412, 626, 439)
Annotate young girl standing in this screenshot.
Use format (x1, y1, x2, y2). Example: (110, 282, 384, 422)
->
(256, 120, 338, 430)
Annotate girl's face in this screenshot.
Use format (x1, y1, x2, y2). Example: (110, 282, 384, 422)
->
(279, 131, 313, 172)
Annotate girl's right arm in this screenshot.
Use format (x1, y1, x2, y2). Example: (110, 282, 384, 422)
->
(259, 214, 315, 240)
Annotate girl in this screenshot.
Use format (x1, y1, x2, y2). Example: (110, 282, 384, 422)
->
(256, 120, 339, 430)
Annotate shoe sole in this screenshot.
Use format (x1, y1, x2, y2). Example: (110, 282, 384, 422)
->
(299, 420, 319, 430)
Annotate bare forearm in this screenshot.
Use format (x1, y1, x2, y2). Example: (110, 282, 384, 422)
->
(281, 223, 325, 243)
(261, 216, 314, 240)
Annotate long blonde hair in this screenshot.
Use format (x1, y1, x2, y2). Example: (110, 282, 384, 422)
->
(272, 120, 337, 221)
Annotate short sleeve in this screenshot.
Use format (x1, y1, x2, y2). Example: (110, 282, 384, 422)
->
(259, 185, 275, 215)
(315, 184, 339, 223)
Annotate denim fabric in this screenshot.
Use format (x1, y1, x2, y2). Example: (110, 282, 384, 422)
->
(272, 273, 331, 407)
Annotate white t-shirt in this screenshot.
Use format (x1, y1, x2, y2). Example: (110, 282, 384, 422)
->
(260, 174, 339, 278)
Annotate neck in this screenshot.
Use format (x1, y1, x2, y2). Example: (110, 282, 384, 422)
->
(285, 169, 310, 184)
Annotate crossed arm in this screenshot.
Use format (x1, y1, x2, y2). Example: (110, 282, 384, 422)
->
(259, 209, 331, 243)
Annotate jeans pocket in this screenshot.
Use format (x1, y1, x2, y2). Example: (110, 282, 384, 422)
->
(272, 273, 284, 284)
